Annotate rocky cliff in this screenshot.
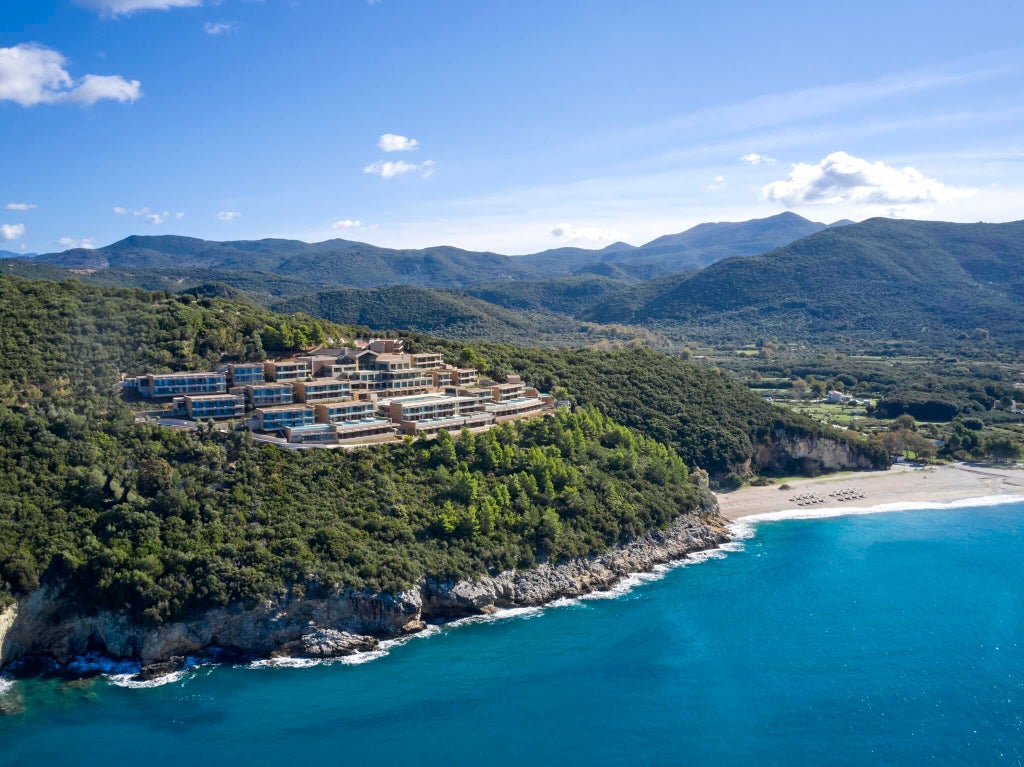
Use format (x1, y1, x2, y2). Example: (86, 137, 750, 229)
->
(753, 428, 887, 476)
(0, 513, 729, 677)
(0, 603, 17, 666)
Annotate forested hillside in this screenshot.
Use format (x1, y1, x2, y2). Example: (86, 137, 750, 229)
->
(0, 276, 710, 620)
(585, 218, 1024, 346)
(34, 235, 536, 289)
(272, 284, 564, 343)
(463, 274, 631, 316)
(22, 212, 829, 291)
(410, 339, 889, 478)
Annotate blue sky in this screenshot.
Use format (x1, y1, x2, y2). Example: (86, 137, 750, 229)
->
(2, 0, 1022, 254)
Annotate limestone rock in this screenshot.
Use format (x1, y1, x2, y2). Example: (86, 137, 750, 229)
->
(297, 628, 378, 658)
(0, 513, 731, 675)
(135, 655, 186, 681)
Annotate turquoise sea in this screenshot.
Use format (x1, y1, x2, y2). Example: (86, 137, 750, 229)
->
(3, 501, 1024, 766)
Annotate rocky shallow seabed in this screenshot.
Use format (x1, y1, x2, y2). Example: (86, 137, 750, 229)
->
(0, 513, 730, 681)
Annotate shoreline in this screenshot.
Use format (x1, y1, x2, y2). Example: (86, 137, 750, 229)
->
(0, 514, 731, 684)
(718, 462, 1024, 522)
(6, 464, 1023, 687)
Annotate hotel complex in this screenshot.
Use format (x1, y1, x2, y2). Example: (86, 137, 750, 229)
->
(128, 339, 552, 445)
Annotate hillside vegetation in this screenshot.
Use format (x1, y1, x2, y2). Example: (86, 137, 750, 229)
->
(272, 284, 568, 344)
(411, 339, 889, 478)
(586, 218, 1024, 347)
(23, 212, 829, 290)
(0, 275, 710, 619)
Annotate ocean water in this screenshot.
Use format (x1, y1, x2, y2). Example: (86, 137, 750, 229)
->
(3, 501, 1024, 766)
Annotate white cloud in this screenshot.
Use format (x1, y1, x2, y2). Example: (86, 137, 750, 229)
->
(175, 211, 185, 219)
(708, 175, 727, 190)
(5, 202, 37, 211)
(363, 160, 435, 179)
(1, 224, 26, 241)
(548, 223, 618, 244)
(203, 21, 235, 35)
(0, 44, 140, 107)
(59, 237, 94, 249)
(217, 210, 240, 222)
(66, 74, 141, 105)
(76, 0, 201, 17)
(114, 205, 170, 222)
(763, 151, 972, 207)
(378, 133, 419, 152)
(332, 219, 362, 230)
(741, 153, 776, 166)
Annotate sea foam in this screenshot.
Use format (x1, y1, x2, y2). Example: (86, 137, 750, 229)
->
(245, 536, 749, 670)
(739, 493, 1024, 524)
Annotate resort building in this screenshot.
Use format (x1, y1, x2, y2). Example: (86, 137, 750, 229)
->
(492, 380, 526, 402)
(181, 394, 246, 420)
(340, 348, 378, 369)
(315, 401, 376, 423)
(400, 412, 494, 436)
(282, 418, 395, 444)
(256, 404, 316, 432)
(332, 418, 396, 441)
(141, 339, 553, 446)
(138, 372, 227, 399)
(225, 363, 265, 387)
(283, 423, 341, 445)
(411, 352, 444, 370)
(242, 382, 294, 408)
(368, 339, 403, 354)
(444, 386, 494, 406)
(385, 393, 460, 422)
(293, 379, 352, 403)
(297, 355, 343, 377)
(484, 397, 545, 420)
(264, 359, 312, 383)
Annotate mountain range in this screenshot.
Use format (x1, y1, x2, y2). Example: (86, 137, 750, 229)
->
(583, 218, 1024, 344)
(6, 213, 1022, 350)
(24, 211, 842, 289)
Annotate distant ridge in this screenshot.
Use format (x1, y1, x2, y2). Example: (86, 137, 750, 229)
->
(583, 218, 1024, 344)
(30, 212, 829, 288)
(514, 212, 829, 277)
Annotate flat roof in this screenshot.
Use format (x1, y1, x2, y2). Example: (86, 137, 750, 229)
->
(391, 394, 453, 403)
(149, 371, 222, 378)
(257, 404, 316, 413)
(335, 418, 394, 429)
(411, 414, 493, 426)
(184, 394, 244, 401)
(301, 381, 351, 389)
(486, 397, 542, 408)
(286, 424, 334, 433)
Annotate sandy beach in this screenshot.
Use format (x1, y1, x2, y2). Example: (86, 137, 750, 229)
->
(717, 462, 1024, 521)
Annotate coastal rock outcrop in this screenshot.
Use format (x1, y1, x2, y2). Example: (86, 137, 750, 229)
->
(274, 627, 380, 659)
(0, 603, 17, 666)
(0, 587, 421, 667)
(0, 513, 730, 675)
(754, 429, 887, 476)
